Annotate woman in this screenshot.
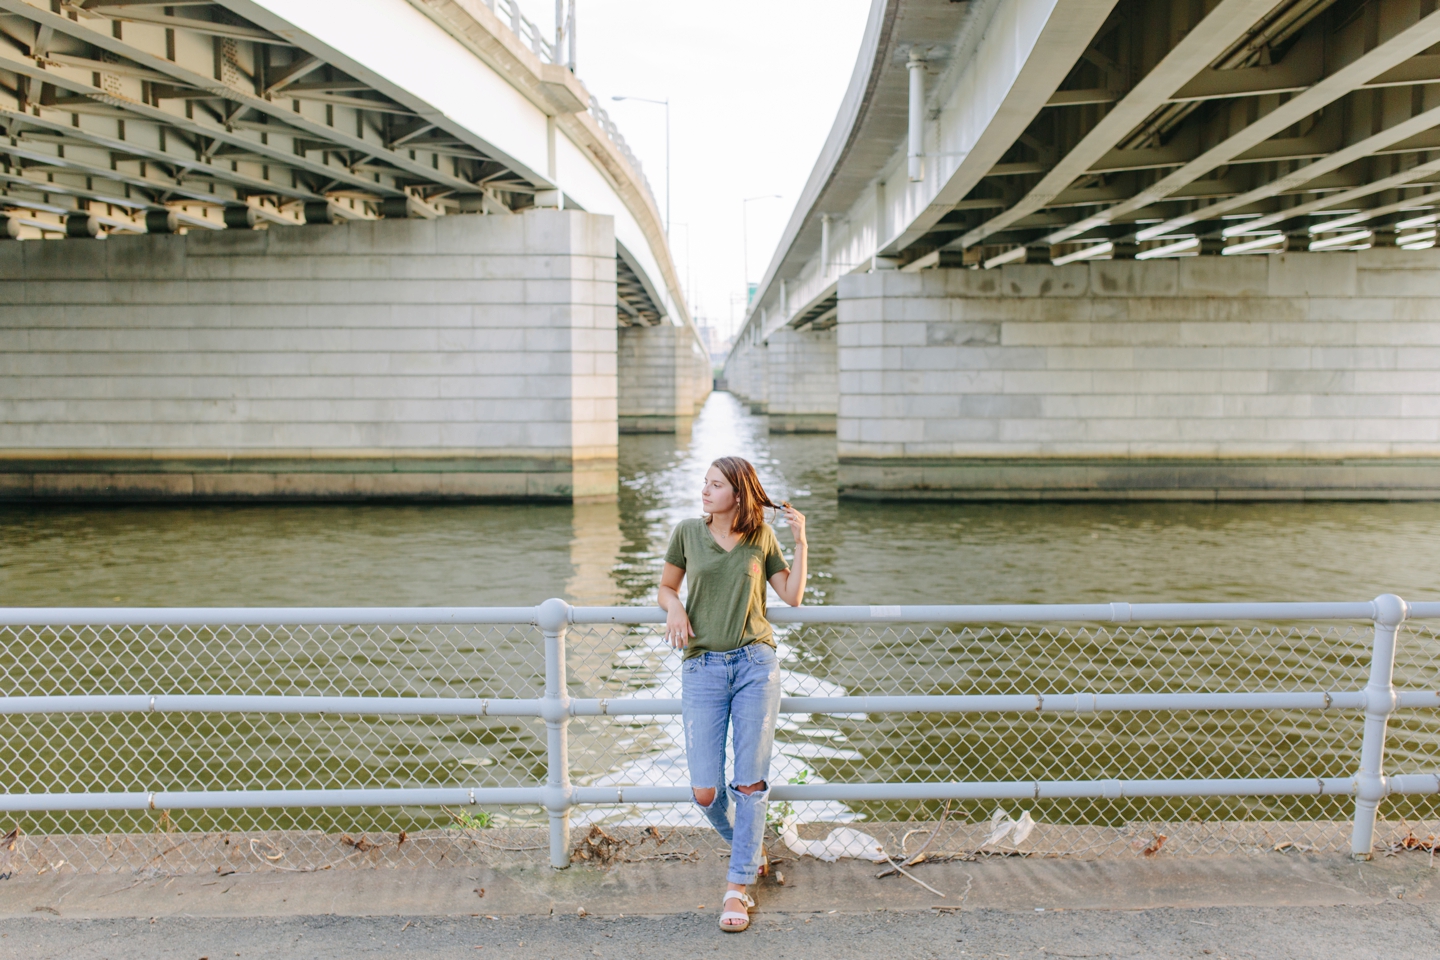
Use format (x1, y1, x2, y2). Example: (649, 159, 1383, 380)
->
(658, 455, 807, 933)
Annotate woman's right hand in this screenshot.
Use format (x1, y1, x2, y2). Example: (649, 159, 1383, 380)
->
(665, 607, 695, 649)
(658, 561, 693, 649)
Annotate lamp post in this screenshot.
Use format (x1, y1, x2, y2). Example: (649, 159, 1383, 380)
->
(554, 0, 575, 71)
(742, 194, 781, 306)
(611, 95, 669, 235)
(670, 220, 693, 312)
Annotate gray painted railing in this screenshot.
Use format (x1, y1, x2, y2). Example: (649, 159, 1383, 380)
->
(1, 596, 1437, 868)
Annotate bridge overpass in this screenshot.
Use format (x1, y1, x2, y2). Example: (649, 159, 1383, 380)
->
(727, 0, 1440, 499)
(0, 0, 710, 501)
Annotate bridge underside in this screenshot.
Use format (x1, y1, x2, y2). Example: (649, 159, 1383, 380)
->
(0, 0, 675, 322)
(901, 0, 1440, 270)
(727, 0, 1440, 499)
(0, 0, 710, 500)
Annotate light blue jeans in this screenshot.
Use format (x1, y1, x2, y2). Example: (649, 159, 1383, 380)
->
(681, 643, 782, 885)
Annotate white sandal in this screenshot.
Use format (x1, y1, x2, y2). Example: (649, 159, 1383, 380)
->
(719, 889, 755, 932)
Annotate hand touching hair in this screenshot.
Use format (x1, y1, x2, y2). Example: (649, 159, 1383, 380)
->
(707, 456, 780, 545)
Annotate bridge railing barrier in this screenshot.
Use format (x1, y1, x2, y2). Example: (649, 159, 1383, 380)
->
(1, 597, 1438, 871)
(484, 0, 557, 63)
(586, 96, 659, 212)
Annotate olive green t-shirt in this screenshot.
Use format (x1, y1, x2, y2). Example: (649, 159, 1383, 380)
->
(663, 518, 790, 659)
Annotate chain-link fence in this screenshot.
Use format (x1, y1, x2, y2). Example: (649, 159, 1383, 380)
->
(1, 598, 1437, 875)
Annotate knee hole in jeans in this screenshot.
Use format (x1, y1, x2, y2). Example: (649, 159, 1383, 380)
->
(691, 787, 717, 807)
(733, 781, 766, 796)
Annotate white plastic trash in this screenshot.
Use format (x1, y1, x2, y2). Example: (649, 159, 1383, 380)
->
(982, 806, 1038, 847)
(779, 816, 887, 862)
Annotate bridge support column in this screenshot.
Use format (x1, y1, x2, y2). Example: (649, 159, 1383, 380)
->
(836, 252, 1440, 500)
(0, 210, 620, 501)
(765, 327, 837, 433)
(724, 340, 753, 403)
(617, 324, 711, 433)
(740, 339, 769, 415)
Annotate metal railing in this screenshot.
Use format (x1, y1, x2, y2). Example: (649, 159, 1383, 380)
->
(587, 95, 658, 210)
(1, 596, 1439, 870)
(482, 0, 568, 67)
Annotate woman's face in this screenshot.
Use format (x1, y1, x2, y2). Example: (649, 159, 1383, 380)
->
(701, 467, 736, 515)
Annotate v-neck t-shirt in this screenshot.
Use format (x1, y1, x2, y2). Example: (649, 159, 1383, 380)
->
(663, 517, 790, 659)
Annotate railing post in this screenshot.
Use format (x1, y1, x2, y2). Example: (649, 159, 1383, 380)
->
(566, 0, 576, 72)
(536, 597, 574, 869)
(554, 0, 565, 66)
(1351, 593, 1407, 860)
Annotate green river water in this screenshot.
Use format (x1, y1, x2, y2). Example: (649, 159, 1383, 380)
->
(2, 390, 1438, 836)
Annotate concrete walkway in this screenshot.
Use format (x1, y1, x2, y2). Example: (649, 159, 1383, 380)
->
(1, 852, 1438, 958)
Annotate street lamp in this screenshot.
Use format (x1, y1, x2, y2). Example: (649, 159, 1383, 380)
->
(611, 95, 669, 235)
(670, 220, 693, 313)
(742, 194, 781, 305)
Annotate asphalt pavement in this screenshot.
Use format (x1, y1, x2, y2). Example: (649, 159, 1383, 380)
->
(2, 903, 1439, 960)
(2, 848, 1437, 959)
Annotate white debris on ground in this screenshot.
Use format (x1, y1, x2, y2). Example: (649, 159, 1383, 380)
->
(983, 806, 1037, 848)
(778, 815, 887, 862)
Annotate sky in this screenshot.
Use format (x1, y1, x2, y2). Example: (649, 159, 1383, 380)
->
(538, 0, 874, 341)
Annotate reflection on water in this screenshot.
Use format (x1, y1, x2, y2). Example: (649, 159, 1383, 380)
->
(3, 390, 1440, 831)
(5, 390, 1440, 607)
(567, 628, 858, 828)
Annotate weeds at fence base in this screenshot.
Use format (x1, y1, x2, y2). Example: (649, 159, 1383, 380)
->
(573, 824, 625, 866)
(2, 820, 1437, 876)
(572, 824, 700, 868)
(442, 808, 493, 831)
(1381, 829, 1440, 867)
(339, 834, 380, 854)
(0, 827, 17, 880)
(1272, 841, 1319, 853)
(1139, 834, 1168, 856)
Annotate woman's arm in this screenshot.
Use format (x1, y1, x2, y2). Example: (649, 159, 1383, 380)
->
(658, 562, 694, 648)
(768, 504, 808, 606)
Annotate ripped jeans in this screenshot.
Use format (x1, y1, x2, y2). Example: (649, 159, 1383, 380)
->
(681, 643, 782, 885)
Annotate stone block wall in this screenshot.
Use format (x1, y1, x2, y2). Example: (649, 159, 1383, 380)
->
(836, 252, 1440, 499)
(617, 323, 713, 433)
(0, 210, 619, 500)
(725, 337, 769, 414)
(765, 327, 837, 433)
(685, 328, 716, 419)
(722, 341, 751, 404)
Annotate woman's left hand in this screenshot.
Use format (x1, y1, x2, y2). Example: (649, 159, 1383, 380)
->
(781, 503, 807, 545)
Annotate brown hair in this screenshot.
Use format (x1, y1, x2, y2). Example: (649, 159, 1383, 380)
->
(706, 456, 779, 544)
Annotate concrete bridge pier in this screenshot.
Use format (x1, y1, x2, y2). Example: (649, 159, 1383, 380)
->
(764, 327, 838, 433)
(724, 340, 753, 409)
(834, 252, 1440, 500)
(617, 324, 713, 434)
(729, 337, 769, 415)
(0, 210, 623, 501)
